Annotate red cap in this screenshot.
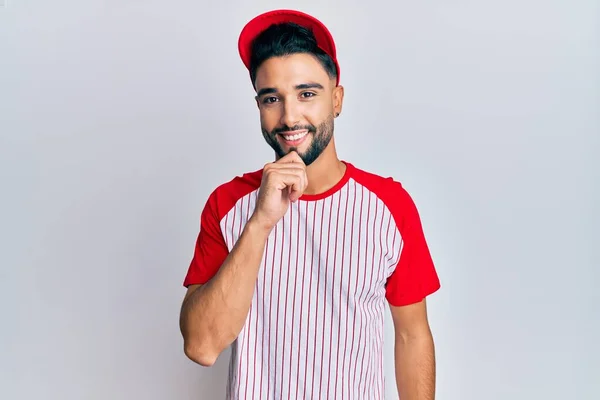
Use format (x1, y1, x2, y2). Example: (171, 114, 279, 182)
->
(238, 9, 340, 86)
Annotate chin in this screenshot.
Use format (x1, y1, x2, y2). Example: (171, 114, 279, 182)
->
(280, 143, 310, 158)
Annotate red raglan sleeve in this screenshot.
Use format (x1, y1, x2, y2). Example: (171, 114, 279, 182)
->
(385, 183, 441, 306)
(183, 189, 230, 287)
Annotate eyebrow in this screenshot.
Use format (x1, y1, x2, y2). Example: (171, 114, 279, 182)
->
(256, 83, 324, 97)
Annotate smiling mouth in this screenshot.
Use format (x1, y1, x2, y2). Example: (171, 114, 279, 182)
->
(280, 131, 308, 142)
(279, 130, 309, 142)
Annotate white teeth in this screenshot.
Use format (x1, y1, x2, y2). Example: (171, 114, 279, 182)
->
(283, 131, 308, 141)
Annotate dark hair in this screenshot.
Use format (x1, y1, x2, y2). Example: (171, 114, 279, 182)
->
(249, 22, 338, 85)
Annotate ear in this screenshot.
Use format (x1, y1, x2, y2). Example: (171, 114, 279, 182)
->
(333, 85, 344, 118)
(255, 95, 260, 110)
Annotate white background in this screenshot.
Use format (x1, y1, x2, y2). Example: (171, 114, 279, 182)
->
(1, 0, 598, 399)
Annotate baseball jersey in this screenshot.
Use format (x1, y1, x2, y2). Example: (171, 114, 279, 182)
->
(183, 161, 441, 400)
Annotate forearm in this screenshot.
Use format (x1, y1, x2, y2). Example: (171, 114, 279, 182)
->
(180, 217, 271, 365)
(394, 330, 436, 399)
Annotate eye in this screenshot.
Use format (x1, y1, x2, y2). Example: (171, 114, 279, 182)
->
(263, 96, 278, 104)
(300, 92, 316, 99)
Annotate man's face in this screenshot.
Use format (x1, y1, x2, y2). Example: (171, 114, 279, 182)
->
(254, 53, 343, 166)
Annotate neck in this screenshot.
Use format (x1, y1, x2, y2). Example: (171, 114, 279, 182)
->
(303, 141, 346, 196)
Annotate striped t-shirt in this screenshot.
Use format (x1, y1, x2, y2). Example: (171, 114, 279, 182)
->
(183, 161, 441, 400)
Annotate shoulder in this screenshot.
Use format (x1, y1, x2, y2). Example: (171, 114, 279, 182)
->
(202, 167, 263, 221)
(347, 162, 420, 228)
(349, 162, 412, 205)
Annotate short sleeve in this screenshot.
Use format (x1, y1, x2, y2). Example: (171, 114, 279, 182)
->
(385, 184, 441, 306)
(183, 190, 230, 287)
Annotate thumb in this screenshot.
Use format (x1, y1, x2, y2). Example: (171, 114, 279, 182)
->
(288, 186, 298, 202)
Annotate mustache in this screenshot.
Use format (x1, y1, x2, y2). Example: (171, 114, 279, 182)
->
(271, 124, 317, 135)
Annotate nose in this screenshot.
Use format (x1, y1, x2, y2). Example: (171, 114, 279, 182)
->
(279, 99, 300, 129)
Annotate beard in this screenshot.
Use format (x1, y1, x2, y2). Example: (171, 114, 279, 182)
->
(261, 114, 335, 166)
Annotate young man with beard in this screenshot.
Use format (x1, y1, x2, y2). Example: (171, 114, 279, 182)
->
(179, 9, 441, 400)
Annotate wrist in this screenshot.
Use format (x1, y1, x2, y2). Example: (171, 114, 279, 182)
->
(246, 214, 275, 239)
